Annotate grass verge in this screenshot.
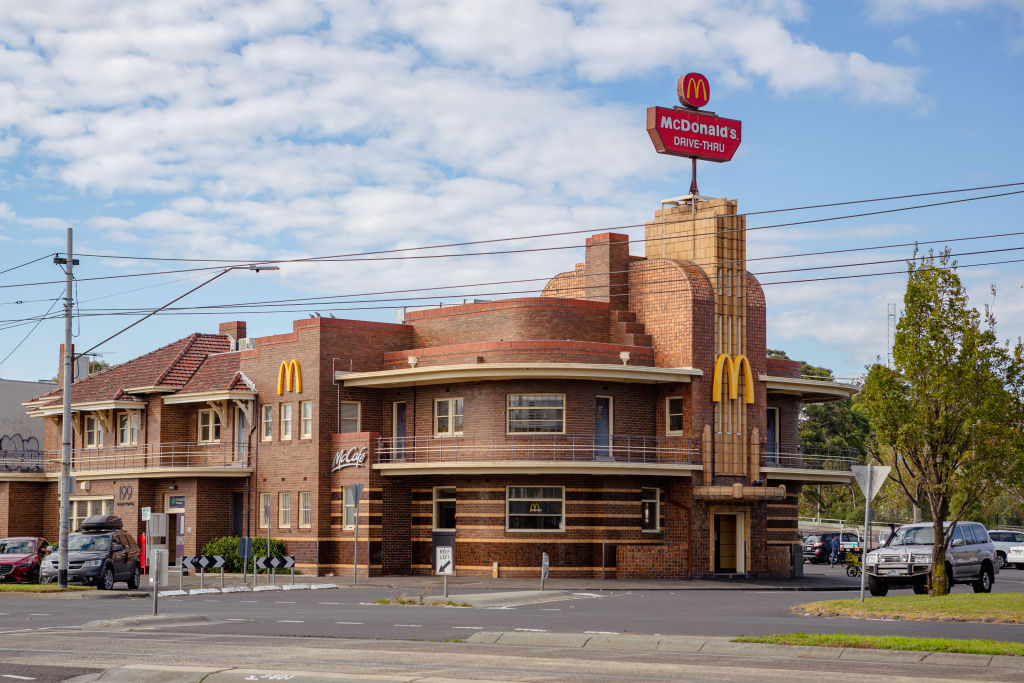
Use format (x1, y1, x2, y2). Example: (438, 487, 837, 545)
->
(735, 632, 1024, 656)
(0, 584, 93, 593)
(793, 592, 1024, 623)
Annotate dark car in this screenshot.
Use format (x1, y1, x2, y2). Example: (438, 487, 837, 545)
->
(0, 537, 50, 583)
(802, 531, 861, 563)
(39, 515, 141, 590)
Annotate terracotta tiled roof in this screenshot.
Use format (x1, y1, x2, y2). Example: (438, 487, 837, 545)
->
(177, 352, 245, 394)
(30, 333, 231, 408)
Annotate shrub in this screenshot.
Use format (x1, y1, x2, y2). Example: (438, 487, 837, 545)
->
(200, 536, 288, 573)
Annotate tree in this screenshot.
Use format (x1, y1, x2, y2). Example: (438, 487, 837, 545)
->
(860, 249, 1023, 595)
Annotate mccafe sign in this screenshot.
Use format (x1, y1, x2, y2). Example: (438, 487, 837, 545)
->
(332, 445, 368, 472)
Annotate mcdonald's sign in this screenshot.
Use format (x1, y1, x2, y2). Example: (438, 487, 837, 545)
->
(529, 503, 542, 513)
(277, 360, 302, 395)
(711, 354, 754, 404)
(677, 72, 710, 109)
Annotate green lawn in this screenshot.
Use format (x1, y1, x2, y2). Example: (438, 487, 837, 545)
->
(794, 592, 1024, 623)
(0, 584, 93, 593)
(735, 632, 1024, 656)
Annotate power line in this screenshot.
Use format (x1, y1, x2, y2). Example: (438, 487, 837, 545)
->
(0, 253, 56, 278)
(0, 289, 63, 368)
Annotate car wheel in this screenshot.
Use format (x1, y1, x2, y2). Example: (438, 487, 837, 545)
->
(997, 553, 1006, 569)
(98, 566, 115, 591)
(972, 565, 994, 594)
(868, 576, 889, 597)
(126, 564, 141, 590)
(912, 578, 928, 594)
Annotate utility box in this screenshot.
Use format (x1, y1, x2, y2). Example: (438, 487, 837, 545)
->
(149, 549, 168, 586)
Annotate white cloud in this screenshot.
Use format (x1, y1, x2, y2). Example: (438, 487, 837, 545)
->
(893, 35, 919, 54)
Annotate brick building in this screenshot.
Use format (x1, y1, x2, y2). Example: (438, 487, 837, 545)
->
(6, 197, 856, 579)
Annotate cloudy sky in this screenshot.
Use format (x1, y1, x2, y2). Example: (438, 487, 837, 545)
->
(1, 0, 1022, 382)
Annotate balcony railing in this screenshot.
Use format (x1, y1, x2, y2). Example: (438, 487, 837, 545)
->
(762, 442, 859, 472)
(0, 443, 250, 474)
(376, 434, 701, 465)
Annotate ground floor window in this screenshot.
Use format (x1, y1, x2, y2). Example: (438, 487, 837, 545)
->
(343, 486, 357, 529)
(71, 498, 112, 530)
(278, 492, 291, 528)
(259, 492, 271, 528)
(433, 487, 456, 530)
(642, 487, 660, 532)
(300, 491, 312, 528)
(506, 486, 564, 531)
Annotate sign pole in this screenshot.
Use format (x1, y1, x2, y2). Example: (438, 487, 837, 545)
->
(265, 503, 271, 587)
(57, 228, 75, 589)
(860, 463, 871, 602)
(353, 502, 360, 585)
(149, 518, 157, 616)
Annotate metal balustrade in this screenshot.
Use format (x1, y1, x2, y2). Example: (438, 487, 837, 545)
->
(376, 434, 701, 465)
(0, 443, 250, 474)
(762, 441, 859, 471)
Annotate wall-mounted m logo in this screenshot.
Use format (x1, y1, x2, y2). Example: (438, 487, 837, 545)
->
(711, 354, 754, 404)
(276, 360, 302, 395)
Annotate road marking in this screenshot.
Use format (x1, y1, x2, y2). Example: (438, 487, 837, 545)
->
(515, 628, 547, 632)
(335, 621, 362, 625)
(318, 602, 341, 605)
(27, 614, 50, 617)
(584, 631, 617, 634)
(2, 675, 36, 680)
(395, 624, 421, 628)
(452, 626, 483, 630)
(274, 601, 297, 604)
(540, 608, 560, 611)
(225, 618, 249, 622)
(277, 620, 304, 623)
(240, 600, 258, 603)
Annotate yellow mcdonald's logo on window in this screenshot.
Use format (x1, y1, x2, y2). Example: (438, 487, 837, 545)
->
(277, 360, 302, 395)
(711, 353, 754, 404)
(529, 503, 542, 513)
(686, 76, 708, 102)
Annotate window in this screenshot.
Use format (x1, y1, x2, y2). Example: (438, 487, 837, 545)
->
(300, 401, 312, 439)
(278, 492, 291, 528)
(434, 397, 464, 436)
(642, 488, 660, 532)
(340, 401, 360, 433)
(198, 409, 221, 443)
(506, 486, 564, 531)
(666, 397, 684, 435)
(507, 394, 564, 433)
(343, 486, 357, 529)
(433, 487, 456, 530)
(280, 403, 292, 440)
(300, 491, 312, 528)
(71, 498, 112, 530)
(259, 492, 271, 529)
(117, 413, 138, 446)
(84, 415, 103, 448)
(261, 404, 273, 441)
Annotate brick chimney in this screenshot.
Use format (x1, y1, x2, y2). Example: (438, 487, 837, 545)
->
(219, 321, 247, 345)
(583, 233, 630, 310)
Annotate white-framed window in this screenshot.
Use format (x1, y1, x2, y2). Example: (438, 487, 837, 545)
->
(300, 401, 312, 439)
(340, 401, 360, 433)
(278, 492, 291, 528)
(343, 486, 357, 529)
(280, 403, 292, 440)
(198, 408, 221, 443)
(507, 394, 564, 434)
(666, 397, 684, 435)
(300, 491, 312, 528)
(84, 415, 103, 448)
(642, 487, 660, 532)
(261, 404, 273, 441)
(71, 497, 112, 530)
(506, 486, 564, 532)
(433, 486, 456, 531)
(434, 397, 464, 436)
(259, 492, 271, 529)
(117, 412, 138, 446)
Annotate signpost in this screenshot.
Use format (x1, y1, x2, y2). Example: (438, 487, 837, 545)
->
(541, 552, 550, 591)
(436, 546, 453, 598)
(350, 483, 364, 585)
(255, 555, 295, 585)
(182, 555, 226, 590)
(240, 537, 252, 584)
(852, 463, 891, 602)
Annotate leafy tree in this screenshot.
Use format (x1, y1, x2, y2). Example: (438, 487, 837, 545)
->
(860, 250, 1023, 595)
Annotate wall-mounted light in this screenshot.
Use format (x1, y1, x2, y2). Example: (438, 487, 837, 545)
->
(168, 484, 178, 491)
(619, 351, 631, 366)
(408, 356, 419, 368)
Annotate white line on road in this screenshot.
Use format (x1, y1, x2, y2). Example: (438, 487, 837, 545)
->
(539, 608, 560, 611)
(274, 601, 297, 604)
(514, 628, 547, 632)
(27, 614, 50, 617)
(277, 620, 304, 623)
(335, 621, 362, 625)
(240, 600, 258, 603)
(395, 624, 421, 628)
(225, 619, 249, 622)
(584, 631, 617, 635)
(2, 674, 36, 680)
(452, 626, 483, 630)
(318, 602, 341, 605)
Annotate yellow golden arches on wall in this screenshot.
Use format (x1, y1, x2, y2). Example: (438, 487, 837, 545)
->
(711, 353, 754, 404)
(276, 360, 302, 395)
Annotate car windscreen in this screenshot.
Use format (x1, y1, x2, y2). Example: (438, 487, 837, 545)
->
(890, 526, 935, 546)
(0, 540, 34, 554)
(67, 534, 111, 552)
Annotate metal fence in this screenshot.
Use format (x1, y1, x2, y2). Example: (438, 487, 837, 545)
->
(763, 442, 859, 471)
(9, 442, 251, 473)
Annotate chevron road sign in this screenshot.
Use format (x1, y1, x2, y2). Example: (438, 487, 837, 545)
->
(255, 555, 295, 570)
(182, 555, 225, 570)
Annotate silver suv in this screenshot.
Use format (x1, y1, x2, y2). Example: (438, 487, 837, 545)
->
(863, 521, 997, 596)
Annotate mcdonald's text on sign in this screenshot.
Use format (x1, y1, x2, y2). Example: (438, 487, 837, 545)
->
(678, 72, 710, 109)
(646, 106, 742, 163)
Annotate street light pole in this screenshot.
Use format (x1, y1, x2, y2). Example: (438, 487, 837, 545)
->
(56, 228, 77, 588)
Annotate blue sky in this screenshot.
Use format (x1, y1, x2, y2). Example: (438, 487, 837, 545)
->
(1, 0, 1022, 383)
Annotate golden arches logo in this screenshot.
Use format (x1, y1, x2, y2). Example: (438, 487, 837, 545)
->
(711, 354, 754, 404)
(677, 72, 710, 109)
(529, 503, 542, 513)
(276, 360, 302, 395)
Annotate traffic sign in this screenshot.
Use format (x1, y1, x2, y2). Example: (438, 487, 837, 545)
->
(255, 555, 295, 570)
(436, 546, 453, 576)
(141, 506, 151, 522)
(852, 465, 890, 503)
(541, 552, 550, 579)
(239, 537, 252, 559)
(349, 483, 363, 504)
(182, 555, 225, 570)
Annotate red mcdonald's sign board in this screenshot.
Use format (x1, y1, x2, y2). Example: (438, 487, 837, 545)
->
(646, 106, 742, 163)
(678, 72, 710, 109)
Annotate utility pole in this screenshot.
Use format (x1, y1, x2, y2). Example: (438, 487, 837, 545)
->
(55, 228, 77, 588)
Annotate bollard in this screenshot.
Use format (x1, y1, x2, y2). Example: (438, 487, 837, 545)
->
(200, 565, 205, 590)
(221, 565, 225, 590)
(179, 562, 183, 592)
(291, 564, 295, 585)
(601, 541, 606, 580)
(272, 566, 276, 586)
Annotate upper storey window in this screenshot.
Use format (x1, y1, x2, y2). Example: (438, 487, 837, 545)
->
(434, 398, 463, 436)
(117, 413, 139, 446)
(666, 397, 684, 435)
(84, 415, 103, 448)
(198, 409, 221, 443)
(340, 401, 361, 433)
(507, 394, 564, 434)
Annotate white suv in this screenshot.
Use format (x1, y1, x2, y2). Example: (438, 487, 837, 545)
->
(863, 521, 997, 596)
(986, 530, 1024, 569)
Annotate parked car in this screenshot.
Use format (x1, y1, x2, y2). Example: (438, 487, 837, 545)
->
(863, 521, 997, 596)
(985, 530, 1024, 569)
(39, 515, 141, 590)
(0, 537, 50, 583)
(802, 531, 861, 563)
(1007, 545, 1024, 569)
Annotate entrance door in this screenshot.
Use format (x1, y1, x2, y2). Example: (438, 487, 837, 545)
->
(595, 396, 612, 460)
(232, 493, 244, 537)
(765, 407, 778, 465)
(393, 402, 407, 460)
(714, 513, 738, 573)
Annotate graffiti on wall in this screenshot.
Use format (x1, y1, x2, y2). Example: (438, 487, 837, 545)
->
(0, 433, 44, 472)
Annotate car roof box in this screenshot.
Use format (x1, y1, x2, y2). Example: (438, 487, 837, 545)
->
(79, 514, 123, 531)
